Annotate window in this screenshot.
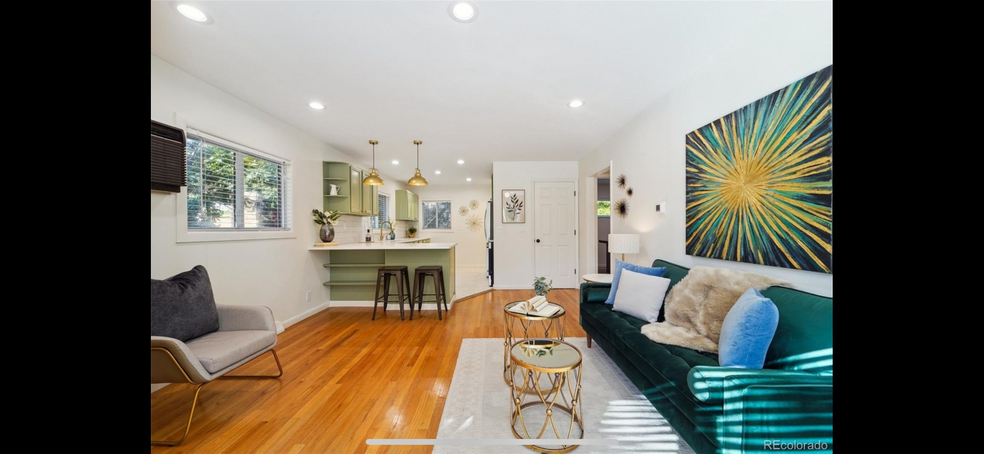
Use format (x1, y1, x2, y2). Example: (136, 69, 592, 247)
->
(185, 131, 291, 231)
(597, 201, 611, 216)
(421, 201, 451, 230)
(371, 193, 390, 229)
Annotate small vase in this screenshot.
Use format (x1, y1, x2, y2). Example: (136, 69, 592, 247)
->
(408, 232, 416, 238)
(319, 224, 335, 243)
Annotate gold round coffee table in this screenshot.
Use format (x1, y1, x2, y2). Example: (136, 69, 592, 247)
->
(503, 300, 566, 387)
(509, 338, 584, 453)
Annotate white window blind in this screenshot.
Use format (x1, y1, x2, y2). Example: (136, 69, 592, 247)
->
(185, 130, 292, 230)
(372, 193, 390, 229)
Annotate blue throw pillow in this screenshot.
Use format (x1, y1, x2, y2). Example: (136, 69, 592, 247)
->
(718, 288, 780, 369)
(604, 260, 667, 305)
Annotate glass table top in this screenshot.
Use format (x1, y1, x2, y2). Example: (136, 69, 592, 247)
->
(510, 338, 581, 372)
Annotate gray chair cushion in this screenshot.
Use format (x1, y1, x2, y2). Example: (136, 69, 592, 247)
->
(151, 265, 220, 342)
(186, 330, 278, 374)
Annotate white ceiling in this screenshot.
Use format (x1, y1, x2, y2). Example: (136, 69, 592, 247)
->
(151, 1, 829, 186)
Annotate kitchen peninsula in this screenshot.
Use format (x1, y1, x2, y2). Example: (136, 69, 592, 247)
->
(309, 241, 456, 307)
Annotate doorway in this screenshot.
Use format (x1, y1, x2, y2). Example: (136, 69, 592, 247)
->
(597, 173, 611, 273)
(584, 165, 611, 276)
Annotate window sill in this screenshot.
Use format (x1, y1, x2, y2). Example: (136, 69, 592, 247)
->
(176, 229, 296, 243)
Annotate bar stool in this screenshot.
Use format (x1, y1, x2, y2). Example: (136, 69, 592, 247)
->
(411, 265, 449, 320)
(373, 266, 411, 321)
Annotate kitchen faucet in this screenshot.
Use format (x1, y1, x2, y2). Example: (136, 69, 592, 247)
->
(379, 221, 393, 241)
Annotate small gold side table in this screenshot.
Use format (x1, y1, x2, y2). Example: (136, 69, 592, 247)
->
(503, 301, 566, 387)
(510, 338, 584, 453)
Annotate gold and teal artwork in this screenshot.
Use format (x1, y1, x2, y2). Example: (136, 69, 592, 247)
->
(685, 65, 832, 273)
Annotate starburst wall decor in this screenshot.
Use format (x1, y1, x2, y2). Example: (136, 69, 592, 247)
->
(685, 65, 832, 273)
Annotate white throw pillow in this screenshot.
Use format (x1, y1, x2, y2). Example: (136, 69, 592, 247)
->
(612, 268, 671, 322)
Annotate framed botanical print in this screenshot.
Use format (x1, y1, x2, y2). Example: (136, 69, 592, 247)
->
(502, 189, 525, 223)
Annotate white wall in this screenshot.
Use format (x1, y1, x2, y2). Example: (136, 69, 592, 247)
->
(410, 184, 492, 267)
(493, 161, 579, 289)
(577, 3, 833, 297)
(151, 54, 405, 327)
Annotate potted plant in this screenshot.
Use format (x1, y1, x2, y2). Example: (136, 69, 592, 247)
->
(533, 276, 553, 297)
(408, 225, 418, 238)
(312, 209, 341, 242)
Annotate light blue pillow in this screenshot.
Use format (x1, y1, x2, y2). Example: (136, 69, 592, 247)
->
(604, 260, 667, 305)
(718, 288, 780, 369)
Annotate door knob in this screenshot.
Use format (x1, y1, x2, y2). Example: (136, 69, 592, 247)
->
(536, 239, 540, 243)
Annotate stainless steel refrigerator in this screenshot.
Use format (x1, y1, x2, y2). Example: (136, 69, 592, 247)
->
(484, 199, 493, 287)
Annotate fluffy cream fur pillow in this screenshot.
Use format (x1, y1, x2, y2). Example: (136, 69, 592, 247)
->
(640, 266, 791, 353)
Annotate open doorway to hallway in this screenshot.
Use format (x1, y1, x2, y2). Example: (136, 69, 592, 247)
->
(585, 164, 612, 276)
(596, 172, 611, 273)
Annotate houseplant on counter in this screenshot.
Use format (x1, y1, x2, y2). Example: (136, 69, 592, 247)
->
(312, 209, 341, 242)
(408, 225, 418, 238)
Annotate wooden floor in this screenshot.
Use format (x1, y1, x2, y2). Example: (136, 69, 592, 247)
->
(151, 289, 586, 453)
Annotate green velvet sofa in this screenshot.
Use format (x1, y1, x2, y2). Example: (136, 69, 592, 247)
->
(579, 259, 832, 454)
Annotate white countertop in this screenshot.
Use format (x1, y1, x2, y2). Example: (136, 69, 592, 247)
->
(309, 240, 455, 251)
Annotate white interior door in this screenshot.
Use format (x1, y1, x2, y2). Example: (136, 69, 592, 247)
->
(534, 180, 577, 289)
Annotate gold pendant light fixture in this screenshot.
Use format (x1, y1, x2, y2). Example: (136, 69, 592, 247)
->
(363, 139, 384, 186)
(407, 140, 428, 186)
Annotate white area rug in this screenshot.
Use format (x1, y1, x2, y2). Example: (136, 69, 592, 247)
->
(436, 337, 696, 454)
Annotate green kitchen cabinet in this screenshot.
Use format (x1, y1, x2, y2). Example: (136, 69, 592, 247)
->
(323, 162, 378, 216)
(395, 189, 418, 221)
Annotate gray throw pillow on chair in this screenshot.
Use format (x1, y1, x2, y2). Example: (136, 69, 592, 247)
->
(151, 265, 220, 342)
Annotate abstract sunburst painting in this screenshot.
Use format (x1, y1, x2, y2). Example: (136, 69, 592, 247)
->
(685, 65, 832, 273)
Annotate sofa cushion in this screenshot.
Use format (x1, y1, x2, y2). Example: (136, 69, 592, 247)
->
(151, 265, 220, 342)
(185, 329, 277, 374)
(604, 260, 667, 305)
(612, 269, 671, 322)
(718, 288, 779, 368)
(760, 286, 834, 373)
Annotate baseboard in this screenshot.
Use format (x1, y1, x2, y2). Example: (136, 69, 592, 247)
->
(281, 301, 331, 329)
(329, 300, 456, 311)
(456, 288, 493, 301)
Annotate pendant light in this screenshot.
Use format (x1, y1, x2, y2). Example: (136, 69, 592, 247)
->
(363, 140, 384, 186)
(407, 140, 428, 186)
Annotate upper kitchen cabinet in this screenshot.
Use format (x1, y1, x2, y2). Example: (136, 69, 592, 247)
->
(395, 189, 418, 221)
(323, 162, 377, 216)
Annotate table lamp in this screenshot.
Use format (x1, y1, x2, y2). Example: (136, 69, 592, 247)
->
(608, 233, 639, 262)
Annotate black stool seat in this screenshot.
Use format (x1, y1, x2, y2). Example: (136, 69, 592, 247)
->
(374, 266, 411, 321)
(411, 266, 449, 320)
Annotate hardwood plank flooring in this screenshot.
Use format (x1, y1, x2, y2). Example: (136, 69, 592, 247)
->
(151, 289, 586, 453)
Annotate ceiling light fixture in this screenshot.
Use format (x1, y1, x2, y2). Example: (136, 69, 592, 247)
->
(434, 170, 442, 175)
(309, 101, 325, 110)
(568, 99, 584, 108)
(466, 178, 472, 182)
(172, 3, 213, 24)
(457, 159, 465, 164)
(363, 140, 384, 186)
(407, 140, 428, 186)
(391, 160, 399, 165)
(448, 1, 479, 23)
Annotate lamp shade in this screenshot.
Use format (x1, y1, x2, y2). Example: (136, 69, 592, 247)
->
(608, 234, 639, 255)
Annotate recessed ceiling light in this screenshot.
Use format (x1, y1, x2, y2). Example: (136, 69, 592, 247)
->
(308, 101, 325, 110)
(434, 170, 442, 175)
(391, 160, 399, 165)
(466, 178, 472, 182)
(457, 159, 465, 164)
(568, 99, 584, 108)
(171, 3, 213, 24)
(448, 1, 479, 23)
